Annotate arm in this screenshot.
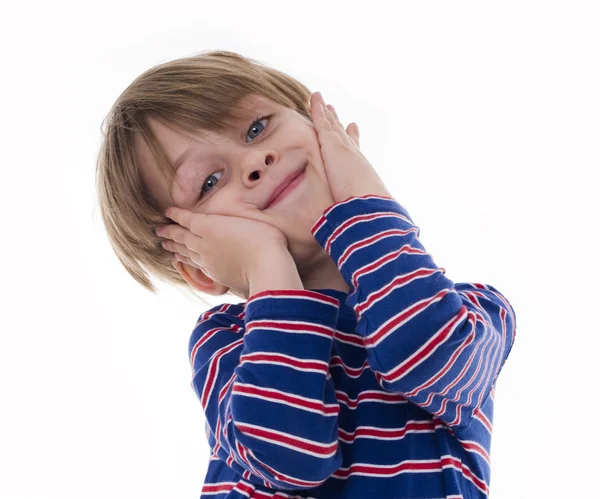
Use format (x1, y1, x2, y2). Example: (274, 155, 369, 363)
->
(247, 250, 304, 297)
(311, 195, 517, 432)
(189, 254, 343, 490)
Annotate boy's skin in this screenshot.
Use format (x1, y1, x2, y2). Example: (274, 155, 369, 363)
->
(136, 94, 351, 298)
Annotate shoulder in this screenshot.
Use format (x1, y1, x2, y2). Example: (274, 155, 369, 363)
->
(187, 301, 246, 369)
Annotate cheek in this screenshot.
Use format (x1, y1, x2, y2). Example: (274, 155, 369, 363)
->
(306, 135, 324, 166)
(294, 126, 322, 161)
(287, 116, 323, 165)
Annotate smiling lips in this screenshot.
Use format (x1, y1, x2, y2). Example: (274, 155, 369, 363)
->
(263, 164, 306, 209)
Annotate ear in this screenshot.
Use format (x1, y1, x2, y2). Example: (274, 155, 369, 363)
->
(172, 260, 232, 297)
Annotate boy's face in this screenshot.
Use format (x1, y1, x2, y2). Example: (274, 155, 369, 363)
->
(136, 93, 343, 288)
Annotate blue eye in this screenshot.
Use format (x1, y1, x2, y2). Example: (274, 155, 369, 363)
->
(246, 115, 270, 143)
(198, 114, 274, 199)
(200, 171, 223, 197)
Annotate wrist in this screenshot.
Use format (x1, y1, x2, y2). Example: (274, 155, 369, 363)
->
(247, 251, 304, 298)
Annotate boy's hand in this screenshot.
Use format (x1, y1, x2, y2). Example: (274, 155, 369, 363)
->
(156, 209, 292, 298)
(311, 92, 393, 203)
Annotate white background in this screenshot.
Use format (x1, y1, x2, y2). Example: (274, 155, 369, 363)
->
(2, 1, 599, 498)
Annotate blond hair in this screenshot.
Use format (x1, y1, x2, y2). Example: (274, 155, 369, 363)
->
(95, 50, 314, 299)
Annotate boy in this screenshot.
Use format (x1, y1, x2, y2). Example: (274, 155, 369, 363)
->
(97, 50, 516, 498)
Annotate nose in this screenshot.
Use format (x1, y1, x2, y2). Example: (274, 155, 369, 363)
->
(245, 151, 277, 184)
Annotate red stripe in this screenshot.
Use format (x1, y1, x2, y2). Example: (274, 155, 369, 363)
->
(338, 228, 420, 268)
(246, 288, 340, 307)
(338, 420, 435, 443)
(232, 383, 339, 415)
(355, 267, 438, 317)
(201, 340, 243, 411)
(384, 305, 466, 381)
(365, 288, 452, 348)
(240, 352, 328, 373)
(335, 389, 406, 409)
(441, 456, 488, 494)
(406, 329, 476, 399)
(246, 319, 334, 338)
(235, 422, 337, 457)
(333, 459, 443, 478)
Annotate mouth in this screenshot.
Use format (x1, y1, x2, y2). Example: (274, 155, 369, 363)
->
(263, 163, 307, 210)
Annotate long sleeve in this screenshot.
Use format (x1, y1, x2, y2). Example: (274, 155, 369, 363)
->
(310, 195, 517, 432)
(188, 290, 343, 490)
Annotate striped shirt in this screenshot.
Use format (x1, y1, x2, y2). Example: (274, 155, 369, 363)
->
(188, 195, 517, 498)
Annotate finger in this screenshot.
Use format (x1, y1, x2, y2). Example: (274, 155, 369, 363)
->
(171, 248, 206, 274)
(326, 104, 348, 133)
(173, 252, 194, 266)
(322, 103, 354, 148)
(327, 104, 361, 150)
(311, 98, 350, 149)
(174, 253, 211, 276)
(164, 207, 208, 236)
(311, 101, 342, 143)
(162, 239, 206, 269)
(325, 104, 345, 132)
(161, 239, 196, 259)
(322, 98, 360, 149)
(312, 92, 354, 149)
(159, 223, 203, 252)
(161, 211, 208, 248)
(346, 122, 360, 149)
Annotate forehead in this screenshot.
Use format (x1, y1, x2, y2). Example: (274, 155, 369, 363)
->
(233, 93, 278, 117)
(152, 93, 279, 148)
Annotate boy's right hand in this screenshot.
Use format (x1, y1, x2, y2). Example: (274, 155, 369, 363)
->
(155, 208, 292, 297)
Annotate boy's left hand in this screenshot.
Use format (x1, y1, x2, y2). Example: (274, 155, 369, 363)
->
(311, 91, 394, 204)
